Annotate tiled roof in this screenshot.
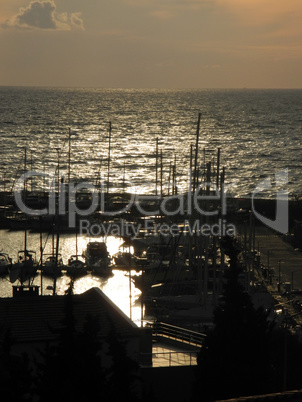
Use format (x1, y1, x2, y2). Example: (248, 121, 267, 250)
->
(0, 287, 139, 344)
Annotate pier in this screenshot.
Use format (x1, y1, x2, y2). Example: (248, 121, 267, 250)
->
(255, 225, 302, 292)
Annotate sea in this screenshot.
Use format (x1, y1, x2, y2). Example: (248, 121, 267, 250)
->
(1, 86, 302, 323)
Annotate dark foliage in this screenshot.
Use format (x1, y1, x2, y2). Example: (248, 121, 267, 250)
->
(0, 281, 142, 402)
(192, 237, 302, 401)
(33, 289, 106, 402)
(0, 326, 33, 401)
(104, 324, 141, 402)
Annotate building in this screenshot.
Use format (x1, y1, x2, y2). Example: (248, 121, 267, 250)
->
(0, 285, 203, 401)
(0, 285, 150, 364)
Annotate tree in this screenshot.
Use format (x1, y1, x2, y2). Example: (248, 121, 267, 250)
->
(34, 288, 106, 402)
(193, 237, 275, 401)
(104, 324, 141, 402)
(34, 284, 142, 401)
(0, 326, 33, 401)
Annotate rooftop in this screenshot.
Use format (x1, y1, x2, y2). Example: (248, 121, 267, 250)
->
(0, 286, 139, 344)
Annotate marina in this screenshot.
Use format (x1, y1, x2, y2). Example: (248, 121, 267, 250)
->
(1, 87, 302, 401)
(1, 0, 302, 397)
(0, 229, 143, 324)
(2, 190, 302, 328)
(1, 109, 302, 331)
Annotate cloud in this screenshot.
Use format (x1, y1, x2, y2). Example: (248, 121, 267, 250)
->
(1, 0, 84, 31)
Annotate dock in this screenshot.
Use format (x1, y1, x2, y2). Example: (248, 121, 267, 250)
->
(251, 224, 302, 328)
(255, 225, 302, 291)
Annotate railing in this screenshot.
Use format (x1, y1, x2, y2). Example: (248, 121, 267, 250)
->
(146, 321, 206, 348)
(140, 350, 198, 367)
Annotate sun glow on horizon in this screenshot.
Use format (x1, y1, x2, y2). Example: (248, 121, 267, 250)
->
(0, 0, 302, 88)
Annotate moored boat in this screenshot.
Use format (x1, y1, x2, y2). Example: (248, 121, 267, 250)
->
(65, 255, 87, 278)
(41, 254, 63, 277)
(0, 252, 12, 275)
(9, 250, 38, 284)
(113, 251, 142, 270)
(83, 241, 112, 276)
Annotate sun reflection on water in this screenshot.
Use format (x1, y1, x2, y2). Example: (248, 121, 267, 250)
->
(0, 231, 144, 327)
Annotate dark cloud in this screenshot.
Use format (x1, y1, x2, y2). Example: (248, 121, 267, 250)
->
(18, 1, 57, 29)
(1, 0, 84, 31)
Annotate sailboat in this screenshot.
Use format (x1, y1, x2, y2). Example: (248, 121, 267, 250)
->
(66, 255, 87, 278)
(40, 213, 63, 278)
(9, 148, 38, 285)
(41, 254, 63, 277)
(9, 248, 38, 284)
(0, 252, 12, 276)
(66, 232, 87, 278)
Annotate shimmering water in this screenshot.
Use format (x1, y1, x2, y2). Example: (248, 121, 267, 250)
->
(1, 87, 302, 317)
(0, 229, 143, 326)
(1, 87, 302, 197)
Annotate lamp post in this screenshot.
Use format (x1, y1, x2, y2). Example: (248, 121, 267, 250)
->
(278, 259, 284, 293)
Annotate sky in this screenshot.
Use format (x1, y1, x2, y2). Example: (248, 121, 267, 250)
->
(0, 0, 301, 88)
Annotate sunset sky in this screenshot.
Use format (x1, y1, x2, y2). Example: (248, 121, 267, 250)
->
(0, 0, 301, 88)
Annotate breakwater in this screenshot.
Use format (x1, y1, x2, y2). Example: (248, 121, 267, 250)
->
(0, 190, 300, 232)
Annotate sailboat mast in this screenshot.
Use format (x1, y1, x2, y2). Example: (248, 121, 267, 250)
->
(155, 137, 159, 196)
(167, 160, 172, 196)
(30, 151, 33, 192)
(173, 153, 177, 195)
(68, 128, 71, 185)
(24, 147, 27, 256)
(76, 231, 78, 257)
(216, 147, 221, 190)
(129, 267, 132, 321)
(122, 161, 126, 195)
(160, 149, 163, 197)
(107, 121, 112, 194)
(23, 147, 27, 203)
(40, 217, 43, 296)
(53, 213, 60, 296)
(193, 112, 201, 195)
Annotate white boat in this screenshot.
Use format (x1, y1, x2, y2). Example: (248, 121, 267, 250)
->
(83, 241, 112, 276)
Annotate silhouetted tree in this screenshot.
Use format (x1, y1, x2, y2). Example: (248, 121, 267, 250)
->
(34, 288, 106, 402)
(0, 326, 33, 401)
(105, 324, 141, 402)
(193, 237, 275, 401)
(0, 280, 144, 401)
(34, 284, 142, 401)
